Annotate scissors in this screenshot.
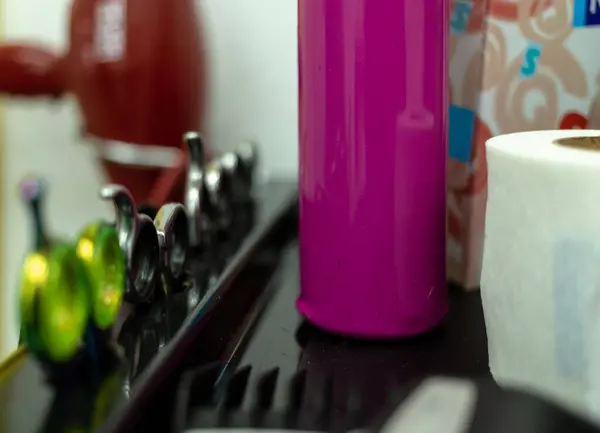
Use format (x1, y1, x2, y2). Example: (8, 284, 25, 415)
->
(100, 184, 160, 304)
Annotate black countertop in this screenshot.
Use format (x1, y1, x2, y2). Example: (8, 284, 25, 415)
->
(188, 242, 491, 420)
(175, 244, 600, 433)
(237, 243, 490, 381)
(0, 181, 298, 433)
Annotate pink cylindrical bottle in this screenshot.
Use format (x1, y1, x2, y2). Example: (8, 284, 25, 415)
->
(297, 0, 449, 338)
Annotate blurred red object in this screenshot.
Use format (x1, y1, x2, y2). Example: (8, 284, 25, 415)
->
(0, 0, 207, 207)
(559, 112, 588, 130)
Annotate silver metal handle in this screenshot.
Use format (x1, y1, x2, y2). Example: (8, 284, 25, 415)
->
(184, 132, 206, 248)
(154, 203, 189, 284)
(99, 184, 137, 253)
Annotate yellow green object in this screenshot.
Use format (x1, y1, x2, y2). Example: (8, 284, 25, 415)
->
(19, 252, 48, 356)
(18, 177, 127, 365)
(91, 371, 123, 428)
(76, 223, 125, 331)
(19, 243, 90, 363)
(18, 222, 126, 364)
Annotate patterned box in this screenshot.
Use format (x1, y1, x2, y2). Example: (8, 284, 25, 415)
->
(448, 0, 600, 289)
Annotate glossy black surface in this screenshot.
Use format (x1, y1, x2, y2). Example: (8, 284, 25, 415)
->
(234, 244, 490, 382)
(175, 243, 490, 425)
(175, 245, 600, 433)
(172, 367, 600, 433)
(104, 237, 491, 433)
(0, 181, 297, 433)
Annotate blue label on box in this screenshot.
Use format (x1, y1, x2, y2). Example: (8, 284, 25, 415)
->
(449, 104, 475, 162)
(520, 42, 542, 79)
(574, 0, 600, 27)
(553, 239, 593, 383)
(450, 1, 473, 34)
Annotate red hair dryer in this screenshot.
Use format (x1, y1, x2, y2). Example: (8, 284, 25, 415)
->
(0, 0, 208, 207)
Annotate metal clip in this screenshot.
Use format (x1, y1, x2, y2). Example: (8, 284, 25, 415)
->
(184, 133, 259, 245)
(100, 184, 160, 304)
(235, 140, 258, 201)
(205, 159, 233, 232)
(220, 141, 258, 205)
(184, 132, 205, 249)
(154, 203, 189, 287)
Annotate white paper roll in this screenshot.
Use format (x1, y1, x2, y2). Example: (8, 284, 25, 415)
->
(482, 130, 600, 418)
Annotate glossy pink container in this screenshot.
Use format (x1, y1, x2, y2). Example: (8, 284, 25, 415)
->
(297, 0, 449, 337)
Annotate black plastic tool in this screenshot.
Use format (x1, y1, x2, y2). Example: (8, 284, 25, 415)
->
(173, 365, 600, 433)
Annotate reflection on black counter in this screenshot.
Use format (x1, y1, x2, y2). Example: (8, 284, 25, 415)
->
(207, 243, 490, 420)
(117, 281, 208, 386)
(117, 201, 255, 385)
(171, 245, 498, 433)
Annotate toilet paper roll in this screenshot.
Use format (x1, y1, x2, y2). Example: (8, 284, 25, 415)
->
(482, 130, 600, 418)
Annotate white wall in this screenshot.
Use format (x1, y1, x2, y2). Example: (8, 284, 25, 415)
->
(0, 0, 298, 358)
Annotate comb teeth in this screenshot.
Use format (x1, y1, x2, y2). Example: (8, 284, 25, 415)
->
(254, 367, 279, 411)
(187, 363, 222, 407)
(287, 369, 307, 413)
(175, 366, 367, 432)
(313, 374, 333, 414)
(172, 363, 222, 433)
(223, 366, 252, 409)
